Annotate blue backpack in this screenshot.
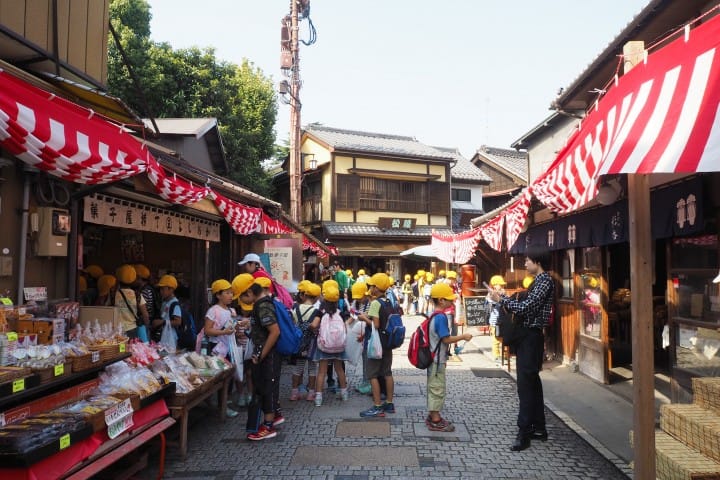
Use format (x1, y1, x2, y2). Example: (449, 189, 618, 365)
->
(273, 298, 303, 355)
(379, 298, 405, 349)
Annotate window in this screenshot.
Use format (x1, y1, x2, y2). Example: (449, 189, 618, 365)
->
(579, 247, 602, 338)
(358, 177, 427, 213)
(561, 250, 573, 299)
(451, 188, 471, 202)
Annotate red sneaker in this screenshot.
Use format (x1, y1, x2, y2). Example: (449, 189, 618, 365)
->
(247, 424, 277, 441)
(272, 415, 285, 427)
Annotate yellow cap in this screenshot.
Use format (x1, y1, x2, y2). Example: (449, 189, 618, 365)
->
(345, 269, 353, 277)
(211, 279, 232, 294)
(446, 271, 458, 279)
(490, 275, 506, 286)
(351, 281, 368, 299)
(323, 279, 339, 291)
(83, 265, 104, 279)
(367, 272, 391, 292)
(413, 274, 419, 281)
(156, 274, 178, 290)
(254, 277, 272, 289)
(357, 269, 365, 276)
(439, 270, 446, 276)
(305, 283, 321, 297)
(97, 274, 117, 296)
(431, 283, 457, 301)
(417, 269, 426, 276)
(323, 285, 340, 302)
(232, 273, 255, 299)
(116, 264, 137, 285)
(425, 272, 434, 282)
(133, 264, 151, 280)
(298, 280, 311, 293)
(404, 274, 411, 281)
(78, 276, 88, 293)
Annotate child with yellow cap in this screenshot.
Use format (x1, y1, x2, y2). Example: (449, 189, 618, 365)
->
(114, 264, 149, 341)
(486, 275, 507, 363)
(289, 283, 321, 401)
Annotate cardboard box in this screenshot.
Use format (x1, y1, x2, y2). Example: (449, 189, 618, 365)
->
(16, 320, 34, 335)
(78, 306, 120, 330)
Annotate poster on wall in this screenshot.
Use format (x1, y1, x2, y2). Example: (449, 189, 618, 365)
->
(265, 235, 302, 292)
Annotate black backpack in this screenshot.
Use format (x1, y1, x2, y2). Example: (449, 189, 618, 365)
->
(169, 300, 197, 351)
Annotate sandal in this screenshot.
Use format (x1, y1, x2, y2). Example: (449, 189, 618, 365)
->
(426, 416, 455, 432)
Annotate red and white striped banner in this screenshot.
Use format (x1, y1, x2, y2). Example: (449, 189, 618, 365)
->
(479, 214, 504, 252)
(504, 189, 532, 248)
(146, 156, 210, 205)
(0, 69, 147, 184)
(431, 228, 482, 264)
(261, 212, 294, 234)
(534, 12, 720, 213)
(209, 191, 262, 235)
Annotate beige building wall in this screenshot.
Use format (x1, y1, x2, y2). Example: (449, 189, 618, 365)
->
(0, 0, 110, 84)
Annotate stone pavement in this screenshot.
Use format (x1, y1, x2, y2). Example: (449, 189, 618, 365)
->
(145, 316, 630, 479)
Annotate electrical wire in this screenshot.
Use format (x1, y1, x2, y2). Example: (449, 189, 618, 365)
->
(300, 15, 317, 46)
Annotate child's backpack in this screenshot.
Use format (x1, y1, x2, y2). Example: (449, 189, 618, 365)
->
(378, 298, 405, 349)
(407, 312, 442, 369)
(271, 279, 295, 310)
(294, 305, 319, 354)
(169, 300, 197, 351)
(273, 298, 303, 355)
(317, 309, 347, 353)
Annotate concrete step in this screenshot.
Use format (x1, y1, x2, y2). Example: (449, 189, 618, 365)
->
(660, 403, 720, 463)
(693, 377, 720, 416)
(655, 430, 720, 480)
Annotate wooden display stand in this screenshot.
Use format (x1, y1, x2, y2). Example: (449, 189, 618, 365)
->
(166, 368, 234, 457)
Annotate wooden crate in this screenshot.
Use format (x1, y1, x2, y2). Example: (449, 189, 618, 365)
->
(661, 404, 720, 463)
(656, 431, 720, 480)
(693, 377, 720, 416)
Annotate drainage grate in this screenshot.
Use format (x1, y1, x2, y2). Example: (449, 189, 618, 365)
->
(471, 368, 512, 378)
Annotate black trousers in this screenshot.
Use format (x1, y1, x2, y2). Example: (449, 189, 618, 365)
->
(515, 327, 545, 435)
(251, 349, 281, 415)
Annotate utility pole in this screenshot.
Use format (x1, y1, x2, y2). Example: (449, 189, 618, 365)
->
(288, 0, 301, 224)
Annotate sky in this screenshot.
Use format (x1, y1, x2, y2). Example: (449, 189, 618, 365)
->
(147, 0, 650, 159)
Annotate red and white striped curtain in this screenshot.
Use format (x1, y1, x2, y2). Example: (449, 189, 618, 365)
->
(431, 229, 482, 264)
(0, 69, 147, 184)
(479, 215, 504, 252)
(504, 189, 532, 248)
(479, 11, 720, 251)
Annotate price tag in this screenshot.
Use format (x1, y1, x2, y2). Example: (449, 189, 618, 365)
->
(104, 398, 134, 426)
(107, 414, 134, 439)
(6, 332, 18, 342)
(12, 378, 24, 393)
(119, 343, 126, 353)
(59, 433, 70, 450)
(54, 364, 64, 376)
(0, 297, 12, 305)
(91, 351, 100, 363)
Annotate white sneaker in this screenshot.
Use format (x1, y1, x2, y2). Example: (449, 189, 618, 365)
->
(314, 392, 323, 407)
(340, 388, 349, 401)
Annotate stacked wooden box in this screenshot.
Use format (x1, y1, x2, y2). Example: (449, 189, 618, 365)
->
(656, 377, 720, 480)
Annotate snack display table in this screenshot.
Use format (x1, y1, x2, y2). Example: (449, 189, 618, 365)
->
(166, 367, 234, 457)
(0, 399, 172, 480)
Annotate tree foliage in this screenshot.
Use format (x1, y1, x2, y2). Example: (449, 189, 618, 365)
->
(107, 0, 277, 197)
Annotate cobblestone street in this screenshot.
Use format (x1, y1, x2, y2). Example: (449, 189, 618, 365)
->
(148, 317, 629, 479)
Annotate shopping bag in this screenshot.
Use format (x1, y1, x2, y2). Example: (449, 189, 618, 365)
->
(344, 320, 364, 366)
(159, 319, 178, 353)
(367, 324, 383, 360)
(228, 335, 244, 382)
(137, 324, 149, 343)
(244, 338, 255, 361)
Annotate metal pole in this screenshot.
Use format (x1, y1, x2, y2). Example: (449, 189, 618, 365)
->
(289, 0, 302, 224)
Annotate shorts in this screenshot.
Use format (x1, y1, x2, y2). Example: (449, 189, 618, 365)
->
(427, 362, 447, 411)
(365, 348, 393, 378)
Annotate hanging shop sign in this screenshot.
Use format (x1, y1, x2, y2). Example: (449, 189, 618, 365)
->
(83, 194, 220, 242)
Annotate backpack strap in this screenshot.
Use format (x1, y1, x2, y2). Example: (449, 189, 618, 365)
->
(118, 288, 142, 325)
(168, 300, 182, 322)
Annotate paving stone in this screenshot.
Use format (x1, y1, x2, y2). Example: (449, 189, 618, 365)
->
(393, 384, 422, 396)
(291, 446, 419, 467)
(336, 420, 391, 437)
(412, 421, 472, 442)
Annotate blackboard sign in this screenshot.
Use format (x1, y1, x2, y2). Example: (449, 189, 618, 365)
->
(464, 296, 490, 326)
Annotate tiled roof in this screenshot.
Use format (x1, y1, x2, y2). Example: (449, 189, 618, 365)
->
(304, 124, 454, 161)
(325, 222, 453, 238)
(474, 145, 528, 182)
(433, 146, 492, 183)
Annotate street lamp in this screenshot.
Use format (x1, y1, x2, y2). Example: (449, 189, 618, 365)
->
(302, 153, 317, 171)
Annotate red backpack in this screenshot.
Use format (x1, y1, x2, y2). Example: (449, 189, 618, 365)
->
(407, 312, 442, 369)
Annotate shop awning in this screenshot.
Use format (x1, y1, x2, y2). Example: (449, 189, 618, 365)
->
(0, 68, 326, 250)
(465, 11, 720, 252)
(430, 228, 483, 264)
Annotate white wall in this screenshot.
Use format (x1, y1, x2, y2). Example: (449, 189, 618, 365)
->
(451, 182, 484, 211)
(527, 116, 579, 183)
